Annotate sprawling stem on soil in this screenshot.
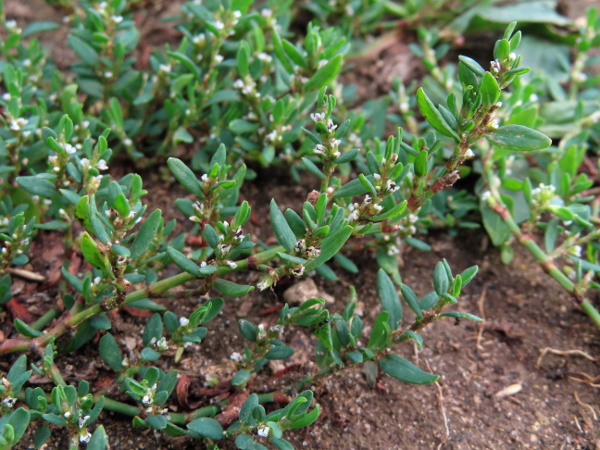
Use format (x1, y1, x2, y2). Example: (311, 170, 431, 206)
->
(482, 160, 600, 328)
(0, 245, 285, 354)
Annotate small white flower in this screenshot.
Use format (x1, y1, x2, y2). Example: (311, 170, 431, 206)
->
(1, 93, 10, 101)
(481, 191, 492, 202)
(2, 397, 16, 408)
(233, 10, 242, 19)
(111, 15, 123, 24)
(257, 278, 272, 290)
(179, 317, 190, 327)
(97, 159, 108, 170)
(386, 180, 399, 193)
(292, 265, 305, 277)
(123, 138, 133, 146)
(213, 21, 224, 30)
(142, 395, 152, 405)
(257, 324, 267, 340)
(104, 71, 113, 78)
(80, 158, 90, 168)
(159, 64, 171, 74)
(257, 52, 272, 63)
(269, 324, 284, 335)
(317, 59, 329, 69)
(23, 59, 31, 67)
(193, 34, 205, 45)
(6, 20, 21, 34)
(373, 204, 383, 212)
(214, 54, 224, 64)
(347, 210, 360, 222)
(464, 148, 474, 159)
(314, 144, 325, 155)
(257, 425, 270, 438)
(387, 245, 400, 256)
(93, 276, 102, 285)
(79, 430, 92, 444)
(570, 245, 582, 258)
(78, 415, 90, 428)
(226, 260, 238, 269)
(260, 8, 272, 18)
(310, 112, 325, 123)
(155, 337, 169, 351)
(230, 351, 243, 362)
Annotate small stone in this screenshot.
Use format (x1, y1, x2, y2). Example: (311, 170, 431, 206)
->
(236, 301, 252, 317)
(494, 383, 522, 398)
(283, 278, 334, 305)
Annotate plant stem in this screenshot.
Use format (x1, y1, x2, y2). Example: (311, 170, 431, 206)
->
(482, 160, 600, 328)
(0, 245, 285, 355)
(31, 307, 61, 331)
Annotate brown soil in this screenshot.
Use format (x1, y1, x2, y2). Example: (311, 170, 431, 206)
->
(3, 1, 599, 449)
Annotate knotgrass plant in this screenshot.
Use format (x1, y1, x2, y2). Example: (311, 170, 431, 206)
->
(0, 0, 598, 448)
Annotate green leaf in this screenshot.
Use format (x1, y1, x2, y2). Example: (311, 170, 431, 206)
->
(7, 408, 30, 443)
(265, 345, 295, 360)
(459, 266, 478, 286)
(439, 311, 483, 322)
(22, 21, 59, 37)
(232, 370, 251, 386)
(68, 35, 99, 65)
(146, 415, 168, 430)
(400, 284, 422, 319)
(166, 51, 199, 78)
(14, 318, 44, 338)
(432, 261, 450, 295)
(479, 72, 501, 105)
(379, 354, 439, 384)
(238, 319, 257, 342)
(174, 127, 193, 144)
(236, 42, 250, 77)
(288, 404, 320, 429)
(130, 209, 162, 259)
(33, 425, 51, 449)
(367, 311, 390, 352)
(213, 279, 254, 297)
(81, 232, 108, 272)
(229, 119, 260, 134)
(402, 330, 423, 350)
(99, 333, 123, 372)
(187, 417, 223, 440)
(87, 425, 108, 450)
(305, 225, 353, 270)
(167, 158, 203, 196)
(376, 269, 402, 329)
(270, 199, 297, 252)
(142, 314, 163, 346)
(486, 125, 551, 151)
(35, 220, 69, 230)
(301, 157, 326, 180)
(416, 88, 460, 142)
(16, 176, 56, 198)
(166, 247, 201, 276)
(282, 40, 308, 69)
(304, 55, 343, 91)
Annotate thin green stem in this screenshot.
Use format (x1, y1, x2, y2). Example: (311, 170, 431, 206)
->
(0, 245, 285, 355)
(482, 161, 600, 328)
(31, 307, 61, 331)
